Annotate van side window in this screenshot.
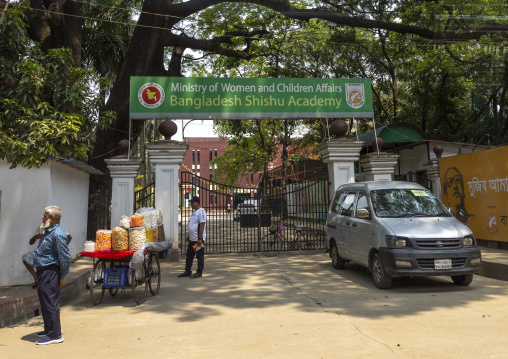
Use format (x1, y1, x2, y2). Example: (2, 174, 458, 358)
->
(355, 192, 370, 218)
(339, 192, 356, 217)
(330, 192, 346, 213)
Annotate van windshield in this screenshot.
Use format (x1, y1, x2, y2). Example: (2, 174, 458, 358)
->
(370, 189, 451, 218)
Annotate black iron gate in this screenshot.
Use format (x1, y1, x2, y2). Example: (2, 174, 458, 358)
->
(87, 179, 111, 242)
(179, 171, 329, 254)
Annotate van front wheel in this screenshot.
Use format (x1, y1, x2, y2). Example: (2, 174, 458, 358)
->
(331, 242, 345, 269)
(451, 274, 473, 286)
(372, 253, 392, 289)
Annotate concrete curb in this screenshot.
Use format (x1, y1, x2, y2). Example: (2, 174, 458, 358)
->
(479, 260, 508, 281)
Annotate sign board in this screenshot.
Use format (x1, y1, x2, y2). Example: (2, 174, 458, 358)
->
(439, 146, 508, 242)
(130, 77, 373, 119)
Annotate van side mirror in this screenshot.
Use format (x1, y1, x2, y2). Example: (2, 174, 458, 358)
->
(356, 208, 370, 219)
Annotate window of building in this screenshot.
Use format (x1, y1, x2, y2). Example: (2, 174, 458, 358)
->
(192, 150, 195, 164)
(210, 149, 213, 162)
(197, 150, 200, 164)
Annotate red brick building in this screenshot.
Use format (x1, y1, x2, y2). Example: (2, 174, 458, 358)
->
(179, 137, 262, 208)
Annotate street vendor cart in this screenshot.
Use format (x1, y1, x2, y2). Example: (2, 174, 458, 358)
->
(81, 241, 171, 305)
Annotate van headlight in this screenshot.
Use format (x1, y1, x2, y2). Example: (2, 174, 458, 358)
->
(386, 235, 408, 248)
(463, 235, 475, 246)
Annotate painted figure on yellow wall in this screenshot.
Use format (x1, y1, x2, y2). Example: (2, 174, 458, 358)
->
(443, 167, 475, 225)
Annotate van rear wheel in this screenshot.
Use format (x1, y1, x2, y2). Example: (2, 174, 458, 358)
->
(331, 242, 345, 269)
(372, 253, 392, 289)
(451, 274, 473, 286)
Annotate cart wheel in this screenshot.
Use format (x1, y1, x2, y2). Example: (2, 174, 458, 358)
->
(131, 266, 147, 305)
(109, 288, 119, 296)
(90, 260, 105, 305)
(148, 253, 161, 296)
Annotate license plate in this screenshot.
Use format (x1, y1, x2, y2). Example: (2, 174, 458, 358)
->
(434, 259, 452, 269)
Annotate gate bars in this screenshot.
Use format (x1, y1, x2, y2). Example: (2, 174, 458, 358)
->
(179, 170, 329, 254)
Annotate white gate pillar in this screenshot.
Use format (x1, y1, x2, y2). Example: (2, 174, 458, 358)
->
(105, 153, 142, 229)
(318, 120, 363, 201)
(145, 122, 188, 253)
(360, 153, 399, 181)
(423, 145, 444, 200)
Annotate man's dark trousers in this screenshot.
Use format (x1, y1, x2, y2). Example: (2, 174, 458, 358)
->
(36, 265, 62, 338)
(185, 241, 204, 274)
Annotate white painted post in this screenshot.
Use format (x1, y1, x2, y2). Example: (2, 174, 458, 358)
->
(145, 140, 188, 252)
(423, 159, 442, 200)
(318, 140, 364, 200)
(104, 157, 142, 229)
(359, 153, 399, 181)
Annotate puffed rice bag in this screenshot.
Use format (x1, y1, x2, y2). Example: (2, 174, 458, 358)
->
(129, 227, 146, 250)
(120, 215, 130, 229)
(137, 207, 157, 228)
(83, 241, 96, 252)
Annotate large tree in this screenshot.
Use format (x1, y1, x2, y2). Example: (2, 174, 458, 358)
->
(0, 3, 113, 168)
(2, 0, 508, 170)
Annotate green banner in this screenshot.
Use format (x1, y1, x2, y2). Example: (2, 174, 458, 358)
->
(130, 77, 373, 119)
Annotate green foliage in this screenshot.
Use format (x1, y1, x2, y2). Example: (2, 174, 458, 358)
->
(0, 4, 114, 168)
(184, 1, 508, 146)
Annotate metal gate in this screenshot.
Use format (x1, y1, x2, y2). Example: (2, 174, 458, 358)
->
(87, 179, 111, 241)
(179, 171, 329, 254)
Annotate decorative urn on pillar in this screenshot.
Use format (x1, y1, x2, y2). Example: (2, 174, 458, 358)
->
(159, 120, 178, 140)
(329, 119, 348, 139)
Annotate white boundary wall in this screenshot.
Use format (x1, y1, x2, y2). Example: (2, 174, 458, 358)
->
(0, 160, 90, 286)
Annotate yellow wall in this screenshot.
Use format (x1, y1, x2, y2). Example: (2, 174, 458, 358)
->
(439, 146, 508, 242)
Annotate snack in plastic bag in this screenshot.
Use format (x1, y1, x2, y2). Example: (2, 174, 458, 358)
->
(130, 214, 143, 227)
(152, 226, 158, 243)
(112, 227, 129, 251)
(96, 230, 112, 252)
(157, 210, 163, 225)
(129, 227, 146, 250)
(120, 215, 130, 229)
(83, 241, 96, 252)
(137, 207, 157, 228)
(157, 224, 165, 242)
(145, 228, 153, 243)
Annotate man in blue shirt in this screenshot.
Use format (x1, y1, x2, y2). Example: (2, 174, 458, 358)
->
(33, 206, 71, 345)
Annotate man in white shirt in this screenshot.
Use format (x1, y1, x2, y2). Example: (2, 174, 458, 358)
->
(178, 196, 206, 278)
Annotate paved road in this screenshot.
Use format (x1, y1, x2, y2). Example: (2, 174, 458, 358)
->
(1, 252, 508, 358)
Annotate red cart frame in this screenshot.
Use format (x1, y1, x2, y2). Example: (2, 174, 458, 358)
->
(80, 249, 161, 305)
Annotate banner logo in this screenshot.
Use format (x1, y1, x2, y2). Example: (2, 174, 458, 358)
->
(138, 82, 165, 108)
(345, 83, 365, 109)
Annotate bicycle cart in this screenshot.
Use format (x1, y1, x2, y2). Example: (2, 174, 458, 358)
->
(80, 241, 170, 305)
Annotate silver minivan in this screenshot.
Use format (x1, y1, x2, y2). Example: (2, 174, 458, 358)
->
(326, 181, 481, 289)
